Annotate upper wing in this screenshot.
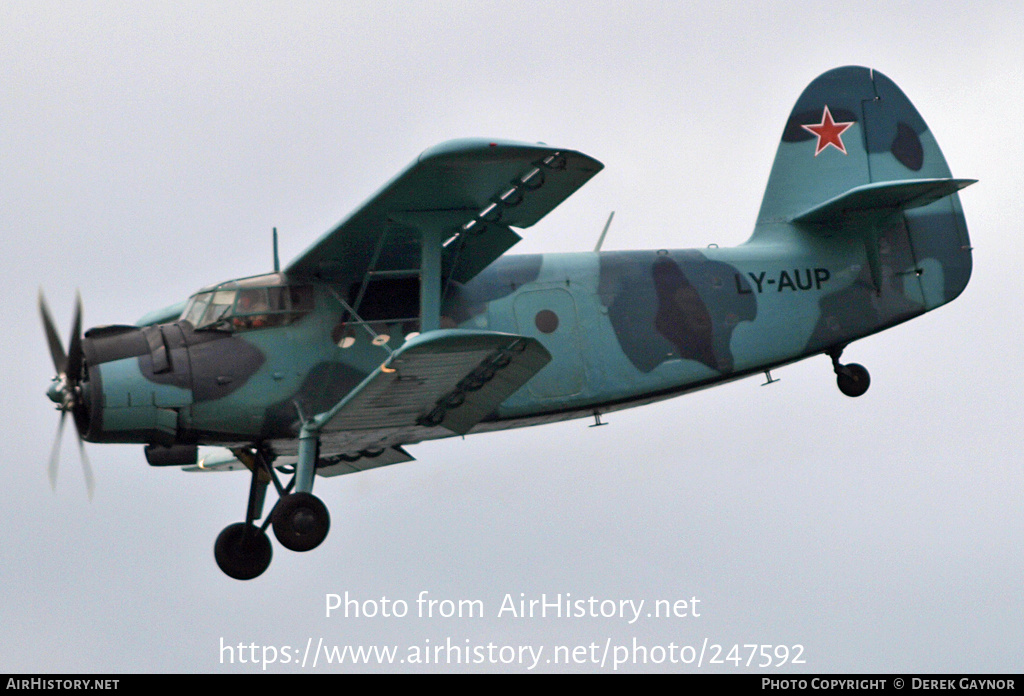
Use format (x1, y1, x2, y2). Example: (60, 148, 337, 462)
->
(285, 139, 603, 284)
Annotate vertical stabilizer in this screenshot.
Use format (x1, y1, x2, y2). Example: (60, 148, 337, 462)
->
(752, 66, 972, 309)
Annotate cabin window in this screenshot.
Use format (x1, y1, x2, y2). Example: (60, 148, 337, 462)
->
(348, 278, 420, 322)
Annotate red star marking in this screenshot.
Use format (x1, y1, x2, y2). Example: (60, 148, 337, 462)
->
(802, 105, 854, 156)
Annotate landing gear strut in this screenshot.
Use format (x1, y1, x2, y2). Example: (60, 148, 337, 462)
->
(828, 347, 870, 398)
(213, 444, 330, 580)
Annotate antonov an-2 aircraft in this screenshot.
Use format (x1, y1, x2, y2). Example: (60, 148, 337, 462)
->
(40, 67, 973, 579)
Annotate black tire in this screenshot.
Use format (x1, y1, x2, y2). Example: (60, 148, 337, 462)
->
(214, 522, 272, 580)
(837, 363, 871, 397)
(272, 492, 330, 552)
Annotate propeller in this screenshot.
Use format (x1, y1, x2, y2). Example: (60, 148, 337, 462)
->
(39, 289, 95, 500)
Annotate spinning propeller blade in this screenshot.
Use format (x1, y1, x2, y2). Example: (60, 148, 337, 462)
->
(66, 293, 83, 383)
(48, 411, 66, 492)
(77, 434, 95, 501)
(38, 290, 67, 375)
(39, 289, 94, 499)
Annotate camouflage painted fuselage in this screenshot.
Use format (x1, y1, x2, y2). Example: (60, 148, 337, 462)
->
(73, 66, 972, 467)
(79, 225, 969, 462)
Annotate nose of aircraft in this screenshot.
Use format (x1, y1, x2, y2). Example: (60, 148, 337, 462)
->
(46, 377, 65, 405)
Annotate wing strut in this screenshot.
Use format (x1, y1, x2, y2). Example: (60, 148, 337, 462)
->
(419, 218, 443, 333)
(386, 210, 476, 333)
(324, 285, 395, 357)
(333, 210, 466, 339)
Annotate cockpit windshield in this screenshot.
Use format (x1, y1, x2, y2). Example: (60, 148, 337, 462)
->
(180, 274, 314, 331)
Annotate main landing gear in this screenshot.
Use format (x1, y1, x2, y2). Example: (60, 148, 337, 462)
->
(213, 446, 331, 580)
(272, 492, 331, 552)
(214, 522, 272, 581)
(828, 347, 870, 398)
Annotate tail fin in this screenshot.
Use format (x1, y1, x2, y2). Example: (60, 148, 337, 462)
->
(753, 67, 972, 309)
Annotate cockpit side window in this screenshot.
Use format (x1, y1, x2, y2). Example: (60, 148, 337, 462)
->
(181, 280, 315, 331)
(232, 288, 274, 330)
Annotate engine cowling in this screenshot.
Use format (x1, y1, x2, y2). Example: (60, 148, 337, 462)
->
(80, 324, 193, 446)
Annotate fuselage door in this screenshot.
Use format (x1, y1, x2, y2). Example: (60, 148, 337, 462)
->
(513, 287, 586, 399)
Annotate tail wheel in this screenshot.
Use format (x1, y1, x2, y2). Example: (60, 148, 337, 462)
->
(837, 363, 870, 397)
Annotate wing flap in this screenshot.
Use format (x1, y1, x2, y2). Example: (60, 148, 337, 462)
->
(320, 329, 551, 435)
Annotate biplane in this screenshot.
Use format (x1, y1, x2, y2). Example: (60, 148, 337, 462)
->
(41, 67, 973, 578)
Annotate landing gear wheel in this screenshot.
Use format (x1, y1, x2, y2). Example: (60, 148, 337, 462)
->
(214, 522, 273, 580)
(272, 492, 330, 552)
(836, 363, 871, 397)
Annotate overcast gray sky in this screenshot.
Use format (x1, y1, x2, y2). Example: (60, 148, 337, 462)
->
(2, 1, 1022, 673)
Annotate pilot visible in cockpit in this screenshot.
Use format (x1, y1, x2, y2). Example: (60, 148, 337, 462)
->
(233, 289, 270, 330)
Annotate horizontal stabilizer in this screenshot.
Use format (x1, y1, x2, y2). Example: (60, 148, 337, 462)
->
(792, 178, 975, 227)
(319, 329, 551, 436)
